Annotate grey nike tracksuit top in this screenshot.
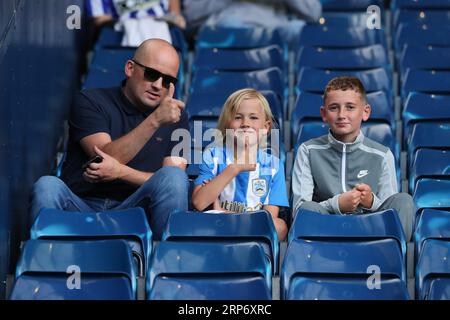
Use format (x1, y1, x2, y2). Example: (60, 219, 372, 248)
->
(292, 131, 398, 215)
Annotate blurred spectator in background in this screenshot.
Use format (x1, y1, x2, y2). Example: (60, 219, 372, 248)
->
(85, 0, 185, 46)
(183, 0, 322, 47)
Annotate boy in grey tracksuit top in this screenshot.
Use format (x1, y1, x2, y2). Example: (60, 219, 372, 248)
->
(292, 76, 414, 240)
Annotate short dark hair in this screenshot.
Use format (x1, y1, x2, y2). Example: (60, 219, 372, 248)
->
(323, 76, 367, 104)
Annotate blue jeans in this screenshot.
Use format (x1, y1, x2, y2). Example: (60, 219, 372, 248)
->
(30, 166, 189, 240)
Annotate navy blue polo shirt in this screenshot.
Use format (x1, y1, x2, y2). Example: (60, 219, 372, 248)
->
(60, 85, 189, 201)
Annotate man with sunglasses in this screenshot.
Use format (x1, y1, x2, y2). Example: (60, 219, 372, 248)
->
(31, 39, 189, 239)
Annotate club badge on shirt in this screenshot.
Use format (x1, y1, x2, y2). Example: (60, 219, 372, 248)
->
(252, 178, 268, 197)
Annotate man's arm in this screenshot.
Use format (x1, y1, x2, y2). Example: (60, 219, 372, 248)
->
(80, 83, 185, 164)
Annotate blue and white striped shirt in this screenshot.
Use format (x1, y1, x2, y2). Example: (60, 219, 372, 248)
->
(194, 146, 289, 212)
(86, 0, 169, 19)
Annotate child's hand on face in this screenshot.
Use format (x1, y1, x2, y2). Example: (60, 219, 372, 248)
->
(354, 183, 374, 209)
(338, 189, 362, 213)
(233, 135, 257, 173)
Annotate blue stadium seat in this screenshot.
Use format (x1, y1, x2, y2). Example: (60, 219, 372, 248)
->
(409, 149, 450, 193)
(288, 277, 409, 300)
(281, 238, 408, 300)
(401, 70, 450, 102)
(30, 208, 152, 277)
(296, 44, 389, 71)
(416, 239, 450, 300)
(147, 241, 272, 300)
(289, 209, 407, 267)
(291, 91, 394, 144)
(296, 67, 392, 94)
(403, 93, 450, 142)
(414, 209, 450, 267)
(413, 178, 450, 221)
(399, 46, 450, 80)
(319, 12, 370, 27)
(10, 239, 136, 300)
(298, 25, 387, 48)
(96, 26, 188, 57)
(192, 45, 285, 73)
(394, 24, 450, 52)
(391, 0, 450, 11)
(162, 210, 279, 274)
(407, 122, 450, 165)
(393, 10, 450, 30)
(321, 0, 384, 11)
(90, 48, 134, 71)
(196, 25, 284, 52)
(190, 67, 286, 105)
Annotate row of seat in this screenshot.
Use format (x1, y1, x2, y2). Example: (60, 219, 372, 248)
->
(10, 205, 450, 299)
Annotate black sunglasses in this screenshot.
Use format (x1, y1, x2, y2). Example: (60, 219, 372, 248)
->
(131, 59, 178, 88)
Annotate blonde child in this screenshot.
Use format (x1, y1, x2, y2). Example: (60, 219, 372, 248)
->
(192, 88, 288, 240)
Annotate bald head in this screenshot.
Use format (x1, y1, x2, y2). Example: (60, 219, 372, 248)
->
(133, 39, 180, 76)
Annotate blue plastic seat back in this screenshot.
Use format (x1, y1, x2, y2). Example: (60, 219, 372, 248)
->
(288, 209, 407, 264)
(12, 239, 136, 299)
(413, 178, 450, 220)
(402, 69, 450, 101)
(83, 64, 184, 99)
(299, 25, 387, 48)
(96, 26, 188, 55)
(281, 238, 406, 300)
(31, 208, 152, 275)
(149, 275, 271, 300)
(90, 48, 134, 71)
(321, 0, 384, 11)
(288, 277, 410, 300)
(147, 241, 272, 298)
(407, 122, 450, 164)
(193, 45, 285, 73)
(395, 24, 450, 52)
(409, 149, 450, 193)
(10, 275, 134, 300)
(190, 67, 285, 103)
(399, 46, 450, 79)
(291, 90, 393, 144)
(196, 25, 284, 51)
(414, 209, 450, 266)
(416, 239, 450, 300)
(319, 12, 373, 27)
(296, 67, 392, 94)
(391, 0, 450, 11)
(394, 10, 450, 31)
(403, 93, 450, 142)
(297, 44, 389, 70)
(162, 210, 279, 273)
(427, 278, 450, 300)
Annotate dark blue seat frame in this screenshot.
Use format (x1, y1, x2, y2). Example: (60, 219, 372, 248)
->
(31, 208, 152, 277)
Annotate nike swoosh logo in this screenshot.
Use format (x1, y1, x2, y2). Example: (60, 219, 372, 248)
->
(357, 170, 369, 178)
